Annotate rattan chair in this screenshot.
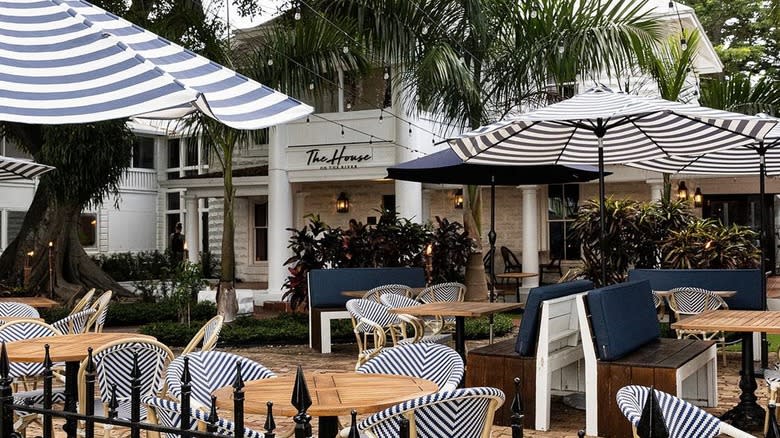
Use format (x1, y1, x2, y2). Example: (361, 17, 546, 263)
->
(69, 288, 95, 315)
(346, 299, 411, 369)
(667, 286, 729, 364)
(77, 338, 174, 438)
(84, 290, 112, 333)
(379, 294, 450, 344)
(358, 387, 505, 438)
(362, 284, 412, 303)
(416, 282, 465, 334)
(52, 308, 96, 335)
(357, 343, 464, 392)
(616, 385, 753, 438)
(145, 395, 266, 438)
(0, 302, 39, 318)
(181, 315, 224, 355)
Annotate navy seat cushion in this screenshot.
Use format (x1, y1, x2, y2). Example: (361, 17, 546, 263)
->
(514, 279, 594, 356)
(587, 280, 660, 361)
(307, 267, 425, 308)
(628, 269, 762, 310)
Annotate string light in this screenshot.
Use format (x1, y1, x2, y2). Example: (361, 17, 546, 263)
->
(308, 81, 315, 90)
(421, 25, 428, 35)
(294, 7, 301, 20)
(342, 45, 349, 54)
(383, 67, 390, 80)
(557, 40, 565, 54)
(340, 125, 345, 136)
(408, 122, 413, 135)
(379, 111, 384, 124)
(267, 58, 274, 66)
(369, 136, 373, 145)
(680, 38, 688, 50)
(346, 100, 352, 110)
(306, 116, 310, 124)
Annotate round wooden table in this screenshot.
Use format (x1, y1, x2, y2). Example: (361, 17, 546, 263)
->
(5, 332, 155, 438)
(0, 317, 44, 323)
(213, 372, 438, 438)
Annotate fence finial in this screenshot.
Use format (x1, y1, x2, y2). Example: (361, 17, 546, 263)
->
(265, 401, 276, 438)
(292, 365, 312, 438)
(511, 377, 524, 438)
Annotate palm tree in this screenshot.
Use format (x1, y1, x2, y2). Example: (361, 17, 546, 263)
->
(240, 0, 661, 301)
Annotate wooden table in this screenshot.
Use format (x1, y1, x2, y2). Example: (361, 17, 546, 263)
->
(214, 372, 437, 438)
(0, 297, 59, 309)
(672, 310, 780, 430)
(341, 287, 426, 299)
(0, 316, 44, 323)
(495, 272, 539, 303)
(390, 301, 523, 361)
(5, 332, 154, 438)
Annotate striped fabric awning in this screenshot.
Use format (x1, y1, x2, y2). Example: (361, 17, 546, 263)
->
(629, 117, 780, 175)
(0, 0, 313, 129)
(0, 155, 54, 180)
(448, 87, 778, 166)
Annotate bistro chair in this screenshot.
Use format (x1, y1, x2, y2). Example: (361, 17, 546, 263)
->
(52, 308, 96, 335)
(357, 343, 464, 392)
(500, 246, 522, 273)
(761, 346, 780, 433)
(362, 284, 412, 303)
(667, 286, 729, 364)
(69, 288, 95, 315)
(181, 315, 224, 355)
(145, 395, 266, 438)
(0, 302, 39, 318)
(416, 282, 465, 334)
(77, 338, 174, 438)
(358, 387, 505, 438)
(346, 299, 411, 369)
(84, 290, 112, 333)
(165, 351, 275, 410)
(379, 294, 450, 344)
(0, 320, 65, 436)
(616, 385, 753, 438)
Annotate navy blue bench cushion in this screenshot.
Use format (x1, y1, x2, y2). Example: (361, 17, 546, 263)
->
(586, 280, 660, 361)
(628, 269, 762, 310)
(307, 267, 425, 308)
(514, 280, 594, 356)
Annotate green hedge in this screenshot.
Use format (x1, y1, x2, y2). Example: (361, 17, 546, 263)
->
(139, 312, 515, 347)
(42, 300, 217, 327)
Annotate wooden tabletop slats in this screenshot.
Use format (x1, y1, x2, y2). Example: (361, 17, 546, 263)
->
(4, 332, 155, 362)
(0, 297, 59, 309)
(672, 310, 780, 334)
(494, 272, 538, 280)
(389, 301, 522, 318)
(0, 317, 44, 323)
(213, 372, 438, 417)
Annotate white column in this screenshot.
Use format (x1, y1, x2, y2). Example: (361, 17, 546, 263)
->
(293, 191, 309, 230)
(521, 185, 540, 288)
(647, 178, 664, 201)
(268, 125, 293, 301)
(185, 194, 199, 263)
(393, 90, 422, 222)
(0, 209, 7, 250)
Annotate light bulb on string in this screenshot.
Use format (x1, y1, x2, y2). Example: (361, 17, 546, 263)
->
(530, 9, 537, 18)
(342, 45, 349, 54)
(306, 116, 310, 124)
(267, 58, 274, 66)
(421, 25, 428, 35)
(346, 101, 352, 110)
(408, 123, 412, 135)
(341, 125, 345, 136)
(379, 111, 384, 124)
(294, 7, 301, 20)
(383, 67, 390, 80)
(557, 41, 565, 54)
(309, 81, 315, 90)
(369, 136, 373, 145)
(680, 38, 687, 50)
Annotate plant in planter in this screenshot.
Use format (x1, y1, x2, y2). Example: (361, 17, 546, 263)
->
(661, 219, 760, 269)
(170, 261, 208, 326)
(429, 217, 472, 283)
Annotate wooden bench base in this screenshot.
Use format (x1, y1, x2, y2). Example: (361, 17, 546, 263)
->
(309, 307, 350, 353)
(466, 339, 535, 428)
(595, 338, 717, 438)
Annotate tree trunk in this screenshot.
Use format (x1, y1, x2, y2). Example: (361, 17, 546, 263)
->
(462, 186, 489, 301)
(217, 148, 238, 322)
(0, 184, 128, 301)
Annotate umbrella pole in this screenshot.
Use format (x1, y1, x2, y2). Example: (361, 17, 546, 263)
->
(597, 130, 607, 287)
(760, 148, 769, 369)
(488, 176, 497, 344)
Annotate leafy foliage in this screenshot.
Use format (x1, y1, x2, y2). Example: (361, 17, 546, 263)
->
(699, 74, 780, 117)
(282, 213, 471, 311)
(573, 198, 757, 286)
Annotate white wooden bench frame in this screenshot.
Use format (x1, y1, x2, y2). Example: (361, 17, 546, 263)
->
(308, 308, 351, 354)
(535, 294, 585, 431)
(575, 293, 717, 437)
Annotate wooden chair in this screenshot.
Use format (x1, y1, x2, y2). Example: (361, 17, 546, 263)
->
(500, 246, 522, 273)
(181, 315, 224, 355)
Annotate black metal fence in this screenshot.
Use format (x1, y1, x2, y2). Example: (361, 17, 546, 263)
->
(0, 341, 550, 438)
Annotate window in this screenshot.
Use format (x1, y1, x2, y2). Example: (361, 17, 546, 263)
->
(78, 214, 97, 247)
(132, 137, 155, 169)
(548, 184, 580, 260)
(254, 203, 268, 262)
(2, 138, 31, 159)
(166, 190, 185, 239)
(3, 211, 26, 250)
(166, 136, 207, 179)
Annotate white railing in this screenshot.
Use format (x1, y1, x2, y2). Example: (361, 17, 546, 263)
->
(120, 168, 158, 191)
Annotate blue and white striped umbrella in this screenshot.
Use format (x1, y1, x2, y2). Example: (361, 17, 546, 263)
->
(0, 155, 54, 180)
(0, 0, 313, 129)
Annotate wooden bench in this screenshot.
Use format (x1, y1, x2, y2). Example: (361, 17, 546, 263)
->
(307, 268, 425, 353)
(466, 280, 593, 429)
(575, 281, 717, 438)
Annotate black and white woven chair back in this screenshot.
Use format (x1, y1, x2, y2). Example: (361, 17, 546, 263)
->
(651, 291, 662, 309)
(0, 302, 39, 318)
(363, 284, 412, 302)
(417, 282, 466, 303)
(346, 299, 400, 334)
(670, 287, 725, 315)
(616, 385, 724, 438)
(166, 351, 275, 407)
(357, 343, 464, 392)
(0, 321, 60, 378)
(144, 395, 265, 438)
(379, 293, 420, 309)
(359, 387, 504, 437)
(91, 290, 112, 331)
(53, 308, 96, 334)
(202, 315, 223, 348)
(92, 339, 173, 419)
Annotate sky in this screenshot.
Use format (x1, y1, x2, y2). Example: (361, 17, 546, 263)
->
(212, 0, 279, 31)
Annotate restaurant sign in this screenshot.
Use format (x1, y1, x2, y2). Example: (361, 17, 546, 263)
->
(302, 145, 373, 170)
